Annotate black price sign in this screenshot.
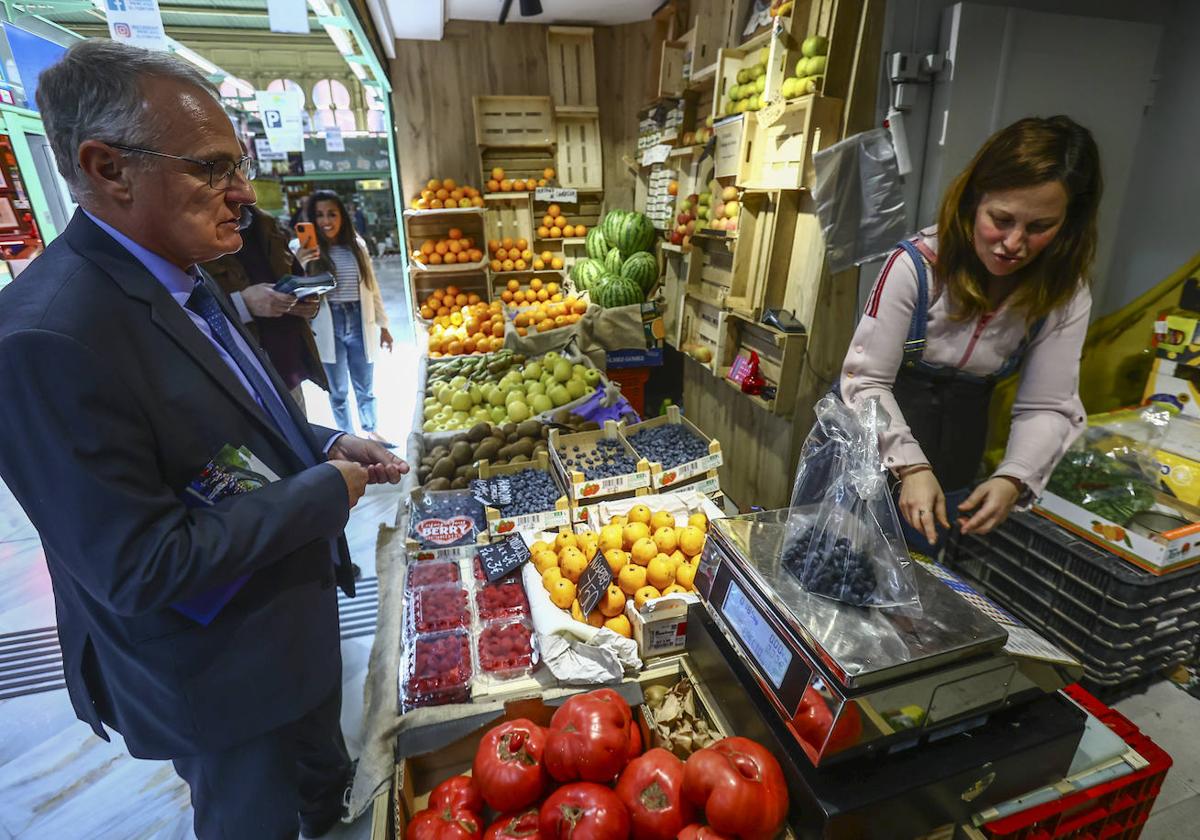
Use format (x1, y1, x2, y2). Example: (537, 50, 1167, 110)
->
(478, 533, 530, 583)
(576, 552, 614, 616)
(471, 477, 513, 508)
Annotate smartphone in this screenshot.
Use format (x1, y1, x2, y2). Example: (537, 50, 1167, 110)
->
(295, 222, 318, 250)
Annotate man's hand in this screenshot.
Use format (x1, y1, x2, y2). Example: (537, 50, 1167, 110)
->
(958, 477, 1021, 536)
(380, 327, 394, 352)
(898, 467, 950, 546)
(291, 296, 320, 319)
(327, 459, 368, 507)
(241, 283, 298, 318)
(328, 434, 408, 484)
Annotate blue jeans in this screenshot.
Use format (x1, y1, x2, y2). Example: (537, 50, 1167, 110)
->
(898, 486, 971, 558)
(323, 302, 376, 433)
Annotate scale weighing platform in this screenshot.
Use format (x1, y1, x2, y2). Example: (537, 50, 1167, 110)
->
(694, 509, 1086, 767)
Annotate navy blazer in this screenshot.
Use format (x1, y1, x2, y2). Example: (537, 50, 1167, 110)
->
(0, 211, 355, 759)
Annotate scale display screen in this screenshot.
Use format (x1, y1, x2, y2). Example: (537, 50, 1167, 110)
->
(723, 581, 792, 688)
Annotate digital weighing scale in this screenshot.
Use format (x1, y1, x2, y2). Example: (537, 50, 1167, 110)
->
(695, 509, 1085, 767)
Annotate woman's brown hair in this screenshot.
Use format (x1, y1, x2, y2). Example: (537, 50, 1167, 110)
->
(305, 189, 371, 285)
(936, 115, 1102, 322)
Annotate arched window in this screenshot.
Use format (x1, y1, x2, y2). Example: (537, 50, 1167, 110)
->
(366, 110, 387, 132)
(267, 78, 305, 104)
(314, 109, 359, 132)
(312, 78, 352, 110)
(364, 86, 386, 111)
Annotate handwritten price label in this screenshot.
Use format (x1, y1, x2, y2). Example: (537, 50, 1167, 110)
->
(535, 187, 578, 203)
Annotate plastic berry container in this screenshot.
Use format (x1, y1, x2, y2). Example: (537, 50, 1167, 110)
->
(406, 560, 461, 590)
(402, 629, 473, 709)
(476, 618, 536, 678)
(476, 579, 530, 622)
(408, 583, 471, 635)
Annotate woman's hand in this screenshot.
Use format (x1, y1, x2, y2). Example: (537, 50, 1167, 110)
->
(958, 477, 1021, 536)
(898, 467, 950, 545)
(295, 246, 320, 267)
(380, 327, 394, 352)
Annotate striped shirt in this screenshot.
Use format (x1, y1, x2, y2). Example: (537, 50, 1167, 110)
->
(325, 245, 362, 303)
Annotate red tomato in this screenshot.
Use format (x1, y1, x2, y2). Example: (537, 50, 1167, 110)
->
(484, 808, 543, 840)
(545, 688, 634, 783)
(407, 807, 484, 840)
(430, 776, 484, 816)
(473, 719, 551, 812)
(793, 686, 862, 757)
(682, 738, 788, 840)
(539, 782, 631, 840)
(677, 826, 732, 840)
(615, 749, 694, 840)
(627, 720, 644, 762)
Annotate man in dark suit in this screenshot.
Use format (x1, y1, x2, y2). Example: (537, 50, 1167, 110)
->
(0, 40, 406, 839)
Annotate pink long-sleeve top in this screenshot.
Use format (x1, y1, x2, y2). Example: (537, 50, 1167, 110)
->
(839, 228, 1090, 496)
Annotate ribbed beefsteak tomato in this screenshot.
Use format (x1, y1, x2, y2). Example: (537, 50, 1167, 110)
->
(539, 782, 631, 840)
(615, 749, 694, 840)
(682, 738, 788, 840)
(473, 719, 550, 812)
(544, 688, 634, 783)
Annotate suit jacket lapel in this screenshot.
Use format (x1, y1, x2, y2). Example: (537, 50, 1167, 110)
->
(62, 213, 309, 469)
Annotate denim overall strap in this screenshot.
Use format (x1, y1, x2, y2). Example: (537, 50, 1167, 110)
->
(897, 239, 931, 367)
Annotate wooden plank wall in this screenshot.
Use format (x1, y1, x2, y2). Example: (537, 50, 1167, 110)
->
(390, 20, 655, 212)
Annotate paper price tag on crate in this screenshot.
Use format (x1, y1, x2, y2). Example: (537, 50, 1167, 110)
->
(535, 187, 578, 204)
(641, 144, 672, 166)
(577, 552, 614, 615)
(478, 533, 530, 583)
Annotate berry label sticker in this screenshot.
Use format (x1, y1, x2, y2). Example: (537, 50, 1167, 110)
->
(414, 516, 476, 546)
(478, 533, 531, 583)
(576, 553, 614, 615)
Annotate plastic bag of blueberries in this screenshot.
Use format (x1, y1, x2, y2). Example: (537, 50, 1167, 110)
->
(782, 395, 921, 610)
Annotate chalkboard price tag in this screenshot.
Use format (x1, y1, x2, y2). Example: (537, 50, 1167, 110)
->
(470, 477, 513, 508)
(576, 552, 614, 616)
(478, 533, 530, 583)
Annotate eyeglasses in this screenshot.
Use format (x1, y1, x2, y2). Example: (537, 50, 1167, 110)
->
(110, 144, 258, 190)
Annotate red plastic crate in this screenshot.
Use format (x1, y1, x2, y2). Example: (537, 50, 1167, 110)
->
(606, 366, 650, 417)
(979, 684, 1172, 839)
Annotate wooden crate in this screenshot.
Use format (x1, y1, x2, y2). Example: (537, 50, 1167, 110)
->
(490, 269, 568, 305)
(725, 190, 801, 319)
(474, 96, 555, 147)
(555, 114, 603, 191)
(680, 294, 730, 376)
(713, 43, 771, 121)
(661, 247, 689, 348)
(686, 233, 734, 308)
(718, 312, 807, 417)
(481, 146, 557, 190)
(533, 193, 596, 239)
(687, 10, 727, 80)
(482, 194, 534, 248)
(645, 0, 687, 102)
(764, 0, 862, 102)
(726, 0, 773, 46)
(404, 209, 490, 274)
(739, 94, 842, 190)
(409, 268, 490, 322)
(713, 113, 753, 180)
(547, 26, 597, 110)
(658, 40, 687, 98)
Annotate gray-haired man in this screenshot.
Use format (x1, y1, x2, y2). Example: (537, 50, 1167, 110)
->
(0, 39, 406, 839)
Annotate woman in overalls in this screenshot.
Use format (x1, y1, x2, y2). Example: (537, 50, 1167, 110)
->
(839, 116, 1102, 552)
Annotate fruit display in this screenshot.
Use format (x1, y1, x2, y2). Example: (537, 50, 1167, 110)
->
(408, 582, 471, 634)
(487, 237, 536, 273)
(475, 579, 530, 622)
(485, 166, 556, 193)
(481, 466, 564, 518)
(695, 185, 740, 234)
(769, 0, 794, 16)
(422, 353, 602, 433)
(426, 297, 508, 358)
(405, 691, 787, 840)
(536, 203, 588, 239)
(671, 196, 698, 246)
(574, 212, 658, 307)
(476, 617, 535, 676)
(626, 424, 712, 470)
(497, 276, 565, 307)
(418, 285, 487, 320)
(510, 297, 590, 337)
(723, 48, 770, 115)
(781, 35, 829, 99)
(782, 527, 880, 607)
(401, 629, 473, 709)
(412, 229, 486, 268)
(410, 177, 485, 211)
(427, 349, 527, 388)
(558, 438, 641, 480)
(406, 559, 461, 589)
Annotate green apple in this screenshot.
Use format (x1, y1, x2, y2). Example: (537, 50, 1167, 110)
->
(506, 388, 526, 404)
(526, 381, 546, 397)
(572, 364, 587, 377)
(490, 405, 508, 424)
(451, 410, 469, 424)
(487, 386, 506, 407)
(522, 362, 543, 381)
(566, 379, 587, 400)
(468, 384, 483, 405)
(449, 375, 467, 389)
(437, 385, 454, 406)
(583, 368, 601, 387)
(543, 351, 561, 365)
(422, 419, 437, 432)
(531, 394, 554, 414)
(507, 400, 531, 422)
(450, 391, 473, 413)
(472, 407, 490, 421)
(795, 57, 809, 76)
(549, 385, 571, 407)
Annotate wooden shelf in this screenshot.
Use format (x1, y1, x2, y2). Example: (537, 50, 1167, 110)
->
(534, 236, 587, 245)
(484, 192, 533, 201)
(690, 62, 718, 85)
(668, 145, 704, 158)
(403, 206, 486, 218)
(554, 105, 600, 117)
(661, 243, 684, 254)
(410, 259, 490, 274)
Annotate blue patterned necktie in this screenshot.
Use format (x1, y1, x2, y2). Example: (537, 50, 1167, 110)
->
(186, 280, 315, 467)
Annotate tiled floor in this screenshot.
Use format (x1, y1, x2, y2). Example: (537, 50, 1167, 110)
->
(1, 259, 1199, 837)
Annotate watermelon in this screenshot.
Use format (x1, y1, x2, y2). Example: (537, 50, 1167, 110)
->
(570, 258, 605, 292)
(602, 210, 628, 246)
(620, 251, 659, 294)
(594, 274, 644, 308)
(585, 227, 611, 260)
(615, 212, 656, 257)
(604, 248, 624, 274)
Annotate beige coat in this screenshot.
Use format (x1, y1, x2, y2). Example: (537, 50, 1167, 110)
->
(305, 236, 390, 365)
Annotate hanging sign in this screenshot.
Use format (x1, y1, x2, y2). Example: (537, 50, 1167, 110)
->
(267, 0, 309, 34)
(324, 127, 345, 153)
(254, 137, 287, 162)
(255, 90, 304, 153)
(103, 0, 169, 52)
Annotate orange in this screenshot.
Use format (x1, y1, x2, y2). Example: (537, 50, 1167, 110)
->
(562, 225, 575, 238)
(486, 179, 500, 192)
(662, 584, 689, 597)
(689, 512, 708, 530)
(618, 563, 647, 595)
(555, 531, 578, 553)
(420, 239, 435, 255)
(501, 290, 514, 303)
(675, 562, 697, 591)
(514, 259, 528, 271)
(634, 585, 662, 609)
(491, 167, 504, 180)
(502, 259, 515, 272)
(521, 249, 534, 262)
(446, 340, 463, 355)
(462, 337, 478, 354)
(571, 299, 588, 315)
(516, 238, 528, 251)
(678, 526, 705, 557)
(647, 554, 675, 589)
(435, 241, 449, 255)
(604, 615, 632, 639)
(538, 290, 551, 303)
(513, 179, 527, 191)
(538, 226, 551, 239)
(549, 226, 562, 238)
(506, 279, 520, 292)
(419, 305, 434, 319)
(542, 253, 554, 264)
(549, 577, 576, 609)
(553, 215, 568, 228)
(533, 549, 559, 574)
(585, 608, 606, 628)
(487, 239, 501, 253)
(436, 188, 449, 200)
(575, 224, 587, 236)
(448, 241, 462, 254)
(653, 527, 678, 555)
(571, 599, 586, 623)
(577, 532, 599, 560)
(537, 179, 548, 187)
(459, 198, 472, 208)
(622, 521, 650, 550)
(429, 253, 444, 265)
(502, 237, 515, 250)
(529, 278, 543, 292)
(548, 204, 561, 217)
(544, 167, 556, 179)
(599, 584, 626, 618)
(449, 190, 463, 201)
(542, 215, 555, 228)
(560, 548, 587, 583)
(651, 510, 675, 531)
(426, 178, 440, 191)
(442, 178, 456, 190)
(537, 318, 555, 333)
(630, 537, 658, 566)
(532, 258, 546, 271)
(551, 257, 565, 270)
(430, 199, 444, 209)
(490, 259, 503, 272)
(472, 196, 485, 207)
(628, 504, 652, 525)
(500, 179, 513, 191)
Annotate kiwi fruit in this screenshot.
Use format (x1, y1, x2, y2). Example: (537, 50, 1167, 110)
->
(516, 420, 541, 439)
(456, 464, 473, 479)
(508, 438, 535, 460)
(429, 446, 450, 462)
(425, 477, 451, 492)
(466, 423, 491, 443)
(450, 440, 473, 466)
(418, 465, 432, 484)
(450, 477, 469, 490)
(430, 457, 457, 481)
(510, 454, 529, 464)
(502, 423, 518, 437)
(474, 437, 502, 463)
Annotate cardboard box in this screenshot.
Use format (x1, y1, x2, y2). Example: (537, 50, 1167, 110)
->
(1035, 489, 1200, 575)
(622, 405, 724, 490)
(1156, 449, 1200, 506)
(626, 592, 701, 658)
(478, 452, 571, 536)
(1143, 358, 1200, 419)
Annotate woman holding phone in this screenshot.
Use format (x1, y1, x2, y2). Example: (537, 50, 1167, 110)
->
(296, 190, 394, 443)
(838, 116, 1102, 553)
